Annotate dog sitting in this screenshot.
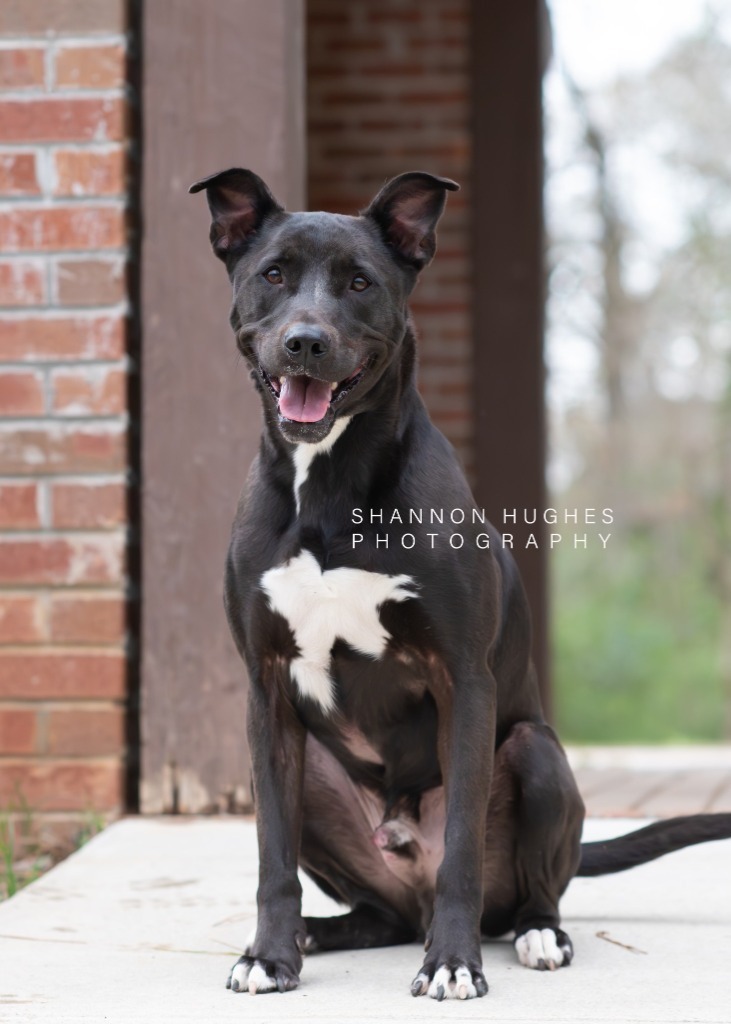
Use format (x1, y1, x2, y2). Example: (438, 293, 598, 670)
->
(190, 168, 731, 999)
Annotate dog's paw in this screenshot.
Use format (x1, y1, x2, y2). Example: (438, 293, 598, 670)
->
(514, 928, 573, 971)
(411, 962, 488, 1000)
(226, 954, 299, 994)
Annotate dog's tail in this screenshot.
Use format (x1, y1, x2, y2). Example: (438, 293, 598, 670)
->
(576, 813, 731, 877)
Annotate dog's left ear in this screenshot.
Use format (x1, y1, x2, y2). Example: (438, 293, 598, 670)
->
(363, 171, 459, 271)
(189, 168, 283, 261)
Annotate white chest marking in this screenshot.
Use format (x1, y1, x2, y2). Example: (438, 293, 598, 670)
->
(260, 549, 417, 713)
(291, 416, 351, 514)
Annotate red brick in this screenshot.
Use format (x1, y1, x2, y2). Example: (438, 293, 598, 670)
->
(309, 10, 352, 27)
(0, 535, 124, 585)
(0, 594, 43, 643)
(52, 481, 125, 528)
(410, 300, 468, 315)
(0, 539, 69, 584)
(0, 97, 125, 143)
(55, 43, 124, 90)
(53, 148, 125, 197)
(0, 260, 46, 306)
(7, 811, 100, 861)
(49, 593, 125, 644)
(366, 9, 423, 23)
(46, 706, 125, 756)
(0, 760, 124, 811)
(429, 379, 469, 397)
(411, 34, 464, 50)
(0, 650, 126, 698)
(52, 366, 125, 415)
(0, 424, 126, 474)
(55, 258, 125, 306)
(0, 0, 126, 36)
(0, 370, 45, 415)
(311, 89, 384, 107)
(321, 37, 382, 53)
(438, 7, 468, 21)
(0, 206, 124, 252)
(0, 315, 124, 361)
(0, 482, 40, 528)
(0, 47, 45, 90)
(0, 708, 36, 754)
(0, 152, 40, 195)
(358, 62, 432, 77)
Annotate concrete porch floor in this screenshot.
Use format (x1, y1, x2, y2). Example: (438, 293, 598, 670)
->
(1, 815, 730, 1023)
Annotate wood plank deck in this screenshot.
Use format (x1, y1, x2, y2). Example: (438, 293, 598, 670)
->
(566, 747, 731, 817)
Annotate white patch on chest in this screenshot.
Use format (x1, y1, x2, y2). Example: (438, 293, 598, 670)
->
(260, 549, 417, 713)
(291, 416, 351, 513)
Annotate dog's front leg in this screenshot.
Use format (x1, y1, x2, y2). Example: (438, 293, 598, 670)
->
(228, 663, 307, 995)
(412, 669, 496, 1001)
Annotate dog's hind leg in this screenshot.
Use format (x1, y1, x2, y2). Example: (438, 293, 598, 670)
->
(496, 721, 584, 970)
(304, 897, 417, 952)
(299, 735, 421, 952)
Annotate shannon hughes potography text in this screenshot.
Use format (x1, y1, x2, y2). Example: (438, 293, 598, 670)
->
(350, 508, 614, 550)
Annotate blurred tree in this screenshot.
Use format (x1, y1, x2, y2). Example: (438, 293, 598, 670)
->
(547, 14, 731, 740)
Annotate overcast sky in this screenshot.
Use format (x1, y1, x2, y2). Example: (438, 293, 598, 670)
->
(547, 0, 730, 89)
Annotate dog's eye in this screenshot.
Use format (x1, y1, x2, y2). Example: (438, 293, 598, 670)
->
(351, 274, 371, 292)
(263, 266, 283, 285)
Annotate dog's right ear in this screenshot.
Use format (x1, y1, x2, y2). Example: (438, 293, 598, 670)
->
(189, 168, 283, 261)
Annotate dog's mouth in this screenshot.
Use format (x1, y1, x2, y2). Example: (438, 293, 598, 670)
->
(260, 363, 369, 423)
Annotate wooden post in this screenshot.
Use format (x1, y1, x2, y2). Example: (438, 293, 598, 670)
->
(470, 1, 552, 716)
(139, 0, 306, 812)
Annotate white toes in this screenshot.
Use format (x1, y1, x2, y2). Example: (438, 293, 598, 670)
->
(454, 965, 477, 999)
(247, 963, 277, 994)
(229, 961, 250, 992)
(425, 964, 477, 1000)
(229, 960, 277, 994)
(428, 965, 454, 1000)
(411, 972, 429, 996)
(515, 928, 565, 971)
(539, 930, 564, 970)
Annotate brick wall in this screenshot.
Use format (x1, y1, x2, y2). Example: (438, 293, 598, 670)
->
(0, 0, 473, 861)
(0, 0, 130, 861)
(307, 0, 473, 475)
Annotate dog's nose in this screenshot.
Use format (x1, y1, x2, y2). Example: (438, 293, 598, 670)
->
(283, 325, 330, 362)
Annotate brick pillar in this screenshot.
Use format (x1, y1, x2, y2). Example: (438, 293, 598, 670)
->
(0, 0, 130, 857)
(307, 0, 473, 476)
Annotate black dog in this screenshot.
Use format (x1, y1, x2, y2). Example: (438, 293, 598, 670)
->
(190, 168, 731, 1000)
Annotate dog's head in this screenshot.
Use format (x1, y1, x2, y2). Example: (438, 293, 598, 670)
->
(190, 169, 458, 444)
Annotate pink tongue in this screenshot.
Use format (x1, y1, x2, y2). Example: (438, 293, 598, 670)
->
(279, 376, 332, 423)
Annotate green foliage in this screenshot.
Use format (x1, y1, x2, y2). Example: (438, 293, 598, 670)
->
(76, 810, 106, 848)
(0, 799, 107, 902)
(552, 528, 723, 742)
(0, 817, 18, 900)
